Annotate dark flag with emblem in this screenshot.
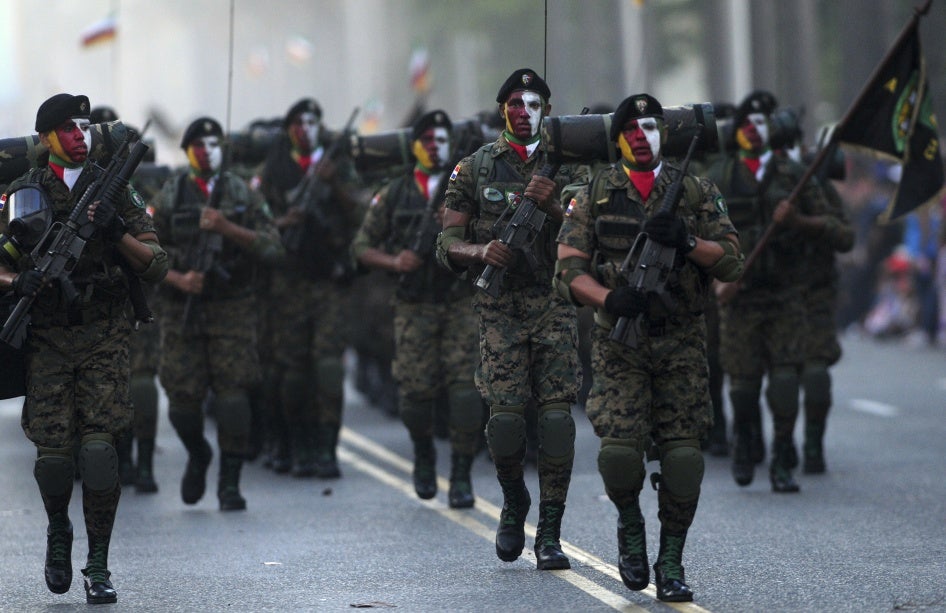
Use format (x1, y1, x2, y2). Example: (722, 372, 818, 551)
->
(835, 11, 944, 221)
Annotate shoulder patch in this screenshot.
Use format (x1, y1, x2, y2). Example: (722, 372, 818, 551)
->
(715, 195, 727, 215)
(449, 163, 461, 182)
(565, 198, 576, 217)
(370, 193, 381, 208)
(129, 186, 146, 209)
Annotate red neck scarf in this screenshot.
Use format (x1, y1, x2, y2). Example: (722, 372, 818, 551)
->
(414, 168, 431, 200)
(624, 166, 655, 201)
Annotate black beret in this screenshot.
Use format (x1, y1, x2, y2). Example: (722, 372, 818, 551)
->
(35, 93, 91, 133)
(734, 90, 778, 126)
(411, 109, 452, 140)
(180, 117, 224, 149)
(284, 98, 322, 128)
(610, 94, 663, 141)
(496, 68, 550, 104)
(90, 106, 119, 124)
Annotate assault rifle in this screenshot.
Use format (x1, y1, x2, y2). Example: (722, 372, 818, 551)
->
(0, 135, 150, 349)
(181, 146, 232, 331)
(281, 107, 360, 254)
(609, 131, 701, 348)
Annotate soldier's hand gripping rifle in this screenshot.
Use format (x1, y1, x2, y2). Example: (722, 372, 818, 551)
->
(473, 161, 561, 298)
(181, 147, 231, 331)
(0, 135, 150, 349)
(609, 131, 701, 348)
(281, 107, 359, 254)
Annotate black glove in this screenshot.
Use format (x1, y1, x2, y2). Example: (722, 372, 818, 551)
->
(643, 213, 689, 250)
(604, 286, 648, 318)
(11, 270, 44, 298)
(92, 200, 127, 243)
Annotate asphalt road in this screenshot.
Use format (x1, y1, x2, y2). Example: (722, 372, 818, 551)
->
(1, 332, 944, 612)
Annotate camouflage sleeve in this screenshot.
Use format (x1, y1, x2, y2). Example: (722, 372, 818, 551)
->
(351, 184, 392, 260)
(149, 175, 184, 268)
(120, 185, 156, 237)
(693, 176, 738, 242)
(819, 179, 855, 253)
(242, 183, 284, 264)
(443, 154, 477, 216)
(556, 183, 596, 256)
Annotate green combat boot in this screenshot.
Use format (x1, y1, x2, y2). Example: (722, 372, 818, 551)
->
(218, 454, 247, 511)
(412, 437, 437, 500)
(653, 529, 693, 603)
(803, 421, 827, 474)
(44, 514, 73, 594)
(770, 440, 801, 493)
(134, 438, 158, 494)
(314, 426, 342, 479)
(730, 422, 754, 487)
(82, 535, 117, 604)
(534, 501, 570, 570)
(617, 505, 648, 591)
(116, 435, 136, 486)
(181, 438, 213, 504)
(448, 454, 475, 509)
(495, 477, 530, 562)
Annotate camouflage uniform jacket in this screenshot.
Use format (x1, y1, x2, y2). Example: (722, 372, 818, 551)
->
(441, 135, 583, 290)
(151, 170, 282, 303)
(558, 162, 737, 328)
(2, 164, 158, 327)
(352, 173, 470, 304)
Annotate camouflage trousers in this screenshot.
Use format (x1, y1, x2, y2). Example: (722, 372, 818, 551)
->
(803, 283, 842, 366)
(129, 317, 161, 438)
(718, 287, 805, 377)
(585, 319, 711, 532)
(473, 284, 580, 501)
(392, 296, 479, 453)
(159, 295, 260, 454)
(21, 315, 133, 447)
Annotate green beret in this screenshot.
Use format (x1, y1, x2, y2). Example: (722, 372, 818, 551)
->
(611, 94, 663, 141)
(284, 98, 322, 128)
(411, 110, 452, 140)
(496, 68, 550, 104)
(180, 117, 223, 149)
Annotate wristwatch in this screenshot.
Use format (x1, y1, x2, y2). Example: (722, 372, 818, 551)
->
(683, 234, 698, 254)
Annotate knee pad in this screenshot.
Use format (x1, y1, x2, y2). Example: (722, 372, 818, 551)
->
(486, 405, 526, 462)
(78, 433, 119, 492)
(447, 385, 484, 434)
(597, 438, 646, 495)
(316, 358, 345, 400)
(802, 363, 831, 413)
(34, 447, 76, 498)
(399, 396, 434, 435)
(213, 392, 252, 439)
(658, 439, 704, 502)
(130, 374, 159, 422)
(729, 378, 762, 422)
(537, 402, 575, 463)
(766, 367, 800, 419)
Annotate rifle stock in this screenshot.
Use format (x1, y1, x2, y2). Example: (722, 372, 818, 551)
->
(0, 137, 150, 348)
(609, 131, 701, 348)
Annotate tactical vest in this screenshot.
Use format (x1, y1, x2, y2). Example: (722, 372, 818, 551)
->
(588, 166, 708, 318)
(167, 172, 256, 299)
(385, 175, 469, 303)
(468, 144, 559, 288)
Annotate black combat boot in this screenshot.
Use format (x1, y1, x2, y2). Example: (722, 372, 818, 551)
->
(730, 422, 754, 486)
(134, 438, 158, 494)
(218, 454, 247, 511)
(803, 421, 827, 474)
(534, 501, 570, 570)
(412, 437, 437, 500)
(116, 435, 136, 486)
(448, 454, 475, 509)
(653, 529, 693, 602)
(617, 505, 648, 590)
(181, 438, 213, 504)
(314, 426, 342, 479)
(495, 477, 531, 562)
(82, 535, 117, 604)
(290, 426, 317, 478)
(748, 418, 765, 464)
(770, 440, 801, 493)
(45, 514, 73, 594)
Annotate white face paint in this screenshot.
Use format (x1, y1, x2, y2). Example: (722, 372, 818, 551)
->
(748, 113, 769, 146)
(75, 118, 92, 152)
(299, 112, 320, 149)
(202, 136, 223, 172)
(638, 117, 662, 159)
(433, 126, 450, 166)
(521, 91, 543, 137)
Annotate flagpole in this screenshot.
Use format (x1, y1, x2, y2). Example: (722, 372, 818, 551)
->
(739, 0, 933, 279)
